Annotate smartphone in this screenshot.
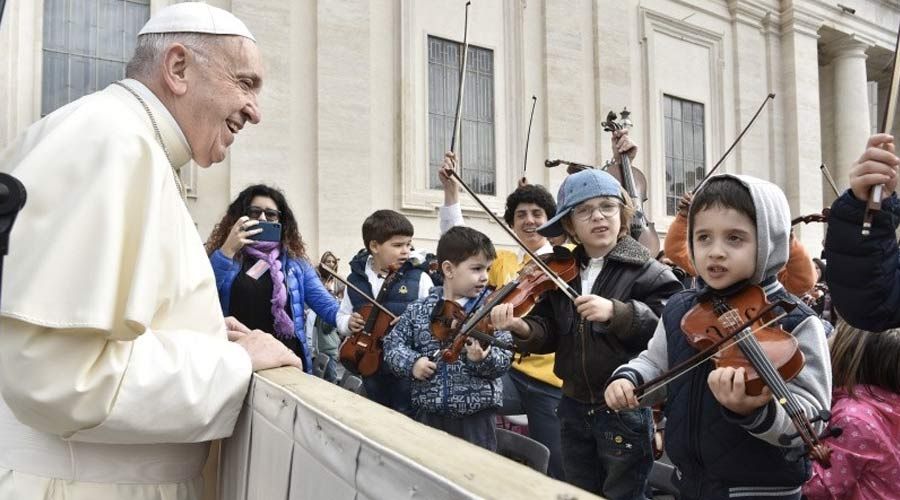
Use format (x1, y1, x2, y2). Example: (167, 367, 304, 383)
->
(249, 221, 282, 242)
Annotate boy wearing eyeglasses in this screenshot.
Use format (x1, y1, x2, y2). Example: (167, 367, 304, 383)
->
(490, 169, 682, 499)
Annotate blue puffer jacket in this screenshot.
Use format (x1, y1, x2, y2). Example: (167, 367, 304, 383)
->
(209, 248, 340, 372)
(824, 191, 900, 331)
(383, 287, 512, 417)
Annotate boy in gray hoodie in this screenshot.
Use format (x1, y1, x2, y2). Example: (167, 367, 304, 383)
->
(605, 174, 831, 500)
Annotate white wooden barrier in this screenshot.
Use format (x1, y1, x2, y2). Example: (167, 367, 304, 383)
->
(218, 368, 597, 500)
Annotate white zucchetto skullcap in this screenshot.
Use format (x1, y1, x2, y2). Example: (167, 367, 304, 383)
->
(138, 2, 255, 42)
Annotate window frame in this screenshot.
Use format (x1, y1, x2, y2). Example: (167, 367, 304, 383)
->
(662, 93, 706, 217)
(41, 0, 150, 116)
(426, 34, 497, 196)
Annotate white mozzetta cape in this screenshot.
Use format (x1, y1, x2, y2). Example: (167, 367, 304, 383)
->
(0, 81, 252, 499)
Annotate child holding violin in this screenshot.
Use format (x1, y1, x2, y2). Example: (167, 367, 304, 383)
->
(335, 210, 435, 417)
(605, 174, 831, 500)
(803, 321, 900, 500)
(439, 151, 568, 479)
(489, 169, 683, 499)
(383, 226, 513, 451)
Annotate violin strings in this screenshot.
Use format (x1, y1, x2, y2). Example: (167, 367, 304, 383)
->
(739, 331, 804, 417)
(709, 297, 805, 424)
(735, 327, 818, 446)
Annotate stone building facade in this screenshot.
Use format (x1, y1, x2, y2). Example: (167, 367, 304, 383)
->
(1, 0, 898, 264)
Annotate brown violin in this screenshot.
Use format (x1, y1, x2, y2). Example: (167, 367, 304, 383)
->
(430, 300, 517, 362)
(680, 286, 804, 397)
(680, 286, 837, 467)
(322, 265, 399, 376)
(599, 285, 838, 467)
(431, 249, 578, 362)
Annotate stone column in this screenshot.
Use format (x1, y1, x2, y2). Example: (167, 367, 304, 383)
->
(544, 0, 592, 191)
(728, 0, 770, 179)
(780, 7, 824, 253)
(0, 0, 42, 148)
(825, 35, 872, 187)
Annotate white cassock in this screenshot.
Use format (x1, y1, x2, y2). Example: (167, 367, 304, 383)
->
(0, 79, 252, 499)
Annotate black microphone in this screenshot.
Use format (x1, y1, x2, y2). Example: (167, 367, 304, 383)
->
(0, 173, 26, 256)
(544, 159, 561, 168)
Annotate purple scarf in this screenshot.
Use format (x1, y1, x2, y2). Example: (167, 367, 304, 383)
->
(242, 242, 295, 340)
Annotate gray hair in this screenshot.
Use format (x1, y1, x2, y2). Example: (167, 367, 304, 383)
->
(125, 32, 225, 80)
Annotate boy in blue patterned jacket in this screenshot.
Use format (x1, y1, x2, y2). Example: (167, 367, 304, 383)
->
(384, 226, 513, 451)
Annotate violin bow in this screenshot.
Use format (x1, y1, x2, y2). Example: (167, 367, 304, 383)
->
(863, 25, 900, 236)
(820, 163, 840, 198)
(444, 2, 579, 301)
(449, 1, 472, 154)
(635, 308, 794, 405)
(544, 158, 597, 173)
(320, 266, 397, 319)
(445, 169, 580, 301)
(522, 95, 537, 182)
(695, 93, 775, 192)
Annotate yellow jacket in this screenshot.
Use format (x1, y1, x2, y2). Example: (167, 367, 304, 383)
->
(490, 250, 563, 388)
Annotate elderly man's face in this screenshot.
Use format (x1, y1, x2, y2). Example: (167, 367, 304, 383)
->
(184, 37, 263, 167)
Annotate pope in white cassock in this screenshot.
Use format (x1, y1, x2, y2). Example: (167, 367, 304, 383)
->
(0, 4, 303, 499)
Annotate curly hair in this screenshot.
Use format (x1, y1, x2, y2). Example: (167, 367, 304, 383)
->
(205, 184, 308, 260)
(503, 184, 557, 227)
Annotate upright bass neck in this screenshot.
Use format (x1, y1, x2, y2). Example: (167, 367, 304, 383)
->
(618, 154, 643, 211)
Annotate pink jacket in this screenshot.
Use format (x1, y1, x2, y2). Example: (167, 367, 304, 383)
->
(803, 385, 900, 500)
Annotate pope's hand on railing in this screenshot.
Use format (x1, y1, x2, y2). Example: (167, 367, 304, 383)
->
(236, 331, 303, 371)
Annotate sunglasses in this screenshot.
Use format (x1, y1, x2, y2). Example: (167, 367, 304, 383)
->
(247, 206, 281, 221)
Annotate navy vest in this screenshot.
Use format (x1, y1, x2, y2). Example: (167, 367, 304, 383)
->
(661, 283, 813, 496)
(346, 250, 426, 318)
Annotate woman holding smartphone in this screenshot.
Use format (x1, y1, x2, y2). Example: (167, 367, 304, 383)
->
(206, 184, 339, 373)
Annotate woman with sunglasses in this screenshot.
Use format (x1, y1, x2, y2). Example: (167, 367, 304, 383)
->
(206, 184, 339, 373)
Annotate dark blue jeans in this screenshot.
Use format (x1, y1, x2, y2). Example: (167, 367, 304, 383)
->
(322, 355, 339, 384)
(363, 365, 414, 417)
(418, 408, 498, 451)
(500, 369, 565, 479)
(557, 396, 653, 500)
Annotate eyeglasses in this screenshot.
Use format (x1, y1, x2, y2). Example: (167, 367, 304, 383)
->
(247, 206, 281, 221)
(572, 201, 622, 221)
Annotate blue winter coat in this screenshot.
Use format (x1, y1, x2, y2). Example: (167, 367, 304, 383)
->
(824, 191, 900, 331)
(209, 249, 340, 372)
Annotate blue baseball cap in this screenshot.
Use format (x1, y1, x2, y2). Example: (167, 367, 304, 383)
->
(537, 169, 624, 237)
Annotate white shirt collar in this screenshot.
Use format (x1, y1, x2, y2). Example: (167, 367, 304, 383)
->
(518, 241, 554, 262)
(120, 79, 192, 168)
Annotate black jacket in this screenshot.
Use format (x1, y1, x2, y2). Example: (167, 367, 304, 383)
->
(517, 237, 683, 403)
(823, 191, 900, 331)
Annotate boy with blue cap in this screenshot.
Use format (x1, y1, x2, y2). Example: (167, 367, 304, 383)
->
(491, 169, 682, 499)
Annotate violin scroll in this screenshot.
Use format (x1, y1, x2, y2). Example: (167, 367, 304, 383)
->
(791, 208, 830, 226)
